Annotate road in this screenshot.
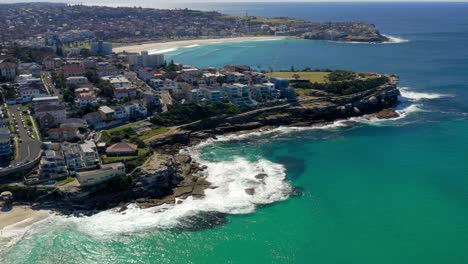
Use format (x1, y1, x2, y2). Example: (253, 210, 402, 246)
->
(6, 105, 42, 166)
(41, 72, 61, 98)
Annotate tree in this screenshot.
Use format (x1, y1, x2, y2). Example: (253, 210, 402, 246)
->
(165, 60, 177, 72)
(80, 48, 92, 57)
(63, 83, 77, 103)
(292, 73, 301, 80)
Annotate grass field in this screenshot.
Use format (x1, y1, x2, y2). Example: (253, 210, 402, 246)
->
(102, 148, 149, 164)
(139, 127, 170, 141)
(57, 176, 75, 185)
(266, 71, 331, 83)
(100, 121, 169, 144)
(63, 42, 91, 52)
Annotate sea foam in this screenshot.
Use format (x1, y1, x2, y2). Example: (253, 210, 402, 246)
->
(7, 86, 448, 238)
(49, 151, 291, 237)
(399, 87, 452, 101)
(382, 35, 410, 44)
(148, 47, 179, 54)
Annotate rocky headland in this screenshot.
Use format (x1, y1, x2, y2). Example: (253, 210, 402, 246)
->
(2, 75, 400, 215)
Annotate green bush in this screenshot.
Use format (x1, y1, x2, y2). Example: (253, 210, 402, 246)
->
(151, 102, 240, 126)
(293, 76, 389, 96)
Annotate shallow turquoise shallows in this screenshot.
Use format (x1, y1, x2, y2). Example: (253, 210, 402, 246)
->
(2, 2, 468, 264)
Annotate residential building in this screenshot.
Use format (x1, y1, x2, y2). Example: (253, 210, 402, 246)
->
(20, 88, 46, 103)
(138, 67, 155, 81)
(106, 142, 138, 157)
(43, 57, 62, 71)
(102, 76, 137, 101)
(201, 87, 224, 104)
(113, 106, 128, 120)
(75, 90, 98, 107)
(80, 141, 100, 166)
(90, 40, 112, 55)
(38, 150, 68, 179)
(102, 76, 132, 89)
(98, 106, 115, 121)
(223, 83, 257, 107)
(48, 126, 78, 141)
(96, 62, 120, 77)
(35, 104, 67, 128)
(18, 62, 41, 77)
(125, 100, 148, 118)
(270, 77, 290, 90)
(76, 162, 126, 187)
(32, 96, 60, 108)
(66, 76, 88, 86)
(62, 61, 85, 77)
(127, 51, 164, 68)
(62, 142, 83, 172)
(149, 79, 164, 90)
(251, 82, 279, 99)
(0, 61, 17, 80)
(224, 65, 251, 73)
(184, 88, 204, 104)
(142, 91, 160, 108)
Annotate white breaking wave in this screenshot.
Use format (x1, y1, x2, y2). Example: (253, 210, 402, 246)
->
(196, 121, 351, 148)
(399, 87, 452, 101)
(44, 119, 354, 237)
(329, 34, 409, 45)
(148, 47, 179, 54)
(382, 35, 410, 44)
(0, 214, 51, 257)
(47, 154, 291, 237)
(183, 44, 200, 48)
(5, 86, 449, 239)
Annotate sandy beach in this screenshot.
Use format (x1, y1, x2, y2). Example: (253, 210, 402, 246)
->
(0, 206, 49, 231)
(113, 36, 287, 54)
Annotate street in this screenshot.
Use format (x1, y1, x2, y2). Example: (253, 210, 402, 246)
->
(6, 105, 42, 166)
(41, 72, 61, 98)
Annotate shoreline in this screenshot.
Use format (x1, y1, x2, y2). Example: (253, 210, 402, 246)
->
(112, 36, 288, 53)
(0, 205, 49, 232)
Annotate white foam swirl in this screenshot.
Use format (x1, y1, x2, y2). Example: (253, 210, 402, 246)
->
(49, 152, 291, 237)
(148, 47, 179, 54)
(382, 35, 410, 44)
(399, 87, 452, 101)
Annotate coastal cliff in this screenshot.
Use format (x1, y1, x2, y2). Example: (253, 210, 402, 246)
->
(182, 76, 400, 139)
(302, 23, 389, 43)
(3, 76, 400, 214)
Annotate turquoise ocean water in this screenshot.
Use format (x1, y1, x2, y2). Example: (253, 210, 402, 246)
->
(1, 3, 468, 263)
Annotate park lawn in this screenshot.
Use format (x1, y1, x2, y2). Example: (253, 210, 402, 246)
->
(295, 88, 311, 96)
(63, 42, 91, 52)
(267, 71, 331, 83)
(100, 125, 139, 144)
(57, 176, 75, 185)
(102, 148, 149, 163)
(139, 127, 170, 141)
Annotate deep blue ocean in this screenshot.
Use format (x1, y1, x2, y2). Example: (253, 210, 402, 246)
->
(1, 2, 468, 263)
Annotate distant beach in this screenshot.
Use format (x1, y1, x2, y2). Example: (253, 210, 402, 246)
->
(113, 36, 287, 54)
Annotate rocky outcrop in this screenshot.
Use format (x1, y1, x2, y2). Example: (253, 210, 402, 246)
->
(302, 22, 389, 43)
(131, 154, 178, 197)
(128, 153, 210, 209)
(183, 75, 401, 141)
